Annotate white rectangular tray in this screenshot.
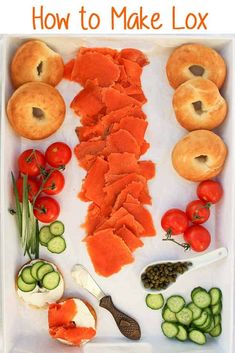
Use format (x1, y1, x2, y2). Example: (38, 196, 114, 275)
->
(1, 35, 234, 353)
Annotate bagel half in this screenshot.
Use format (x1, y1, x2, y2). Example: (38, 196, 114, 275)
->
(166, 43, 226, 89)
(173, 78, 227, 131)
(172, 130, 227, 181)
(7, 82, 66, 140)
(11, 40, 64, 88)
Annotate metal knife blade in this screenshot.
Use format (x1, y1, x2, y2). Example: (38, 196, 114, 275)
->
(71, 264, 105, 301)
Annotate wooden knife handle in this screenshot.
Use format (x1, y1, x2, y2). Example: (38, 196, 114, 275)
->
(100, 295, 141, 340)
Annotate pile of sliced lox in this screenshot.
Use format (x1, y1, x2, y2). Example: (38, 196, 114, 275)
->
(64, 47, 156, 277)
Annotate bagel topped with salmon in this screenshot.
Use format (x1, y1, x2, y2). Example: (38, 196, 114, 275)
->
(48, 298, 97, 346)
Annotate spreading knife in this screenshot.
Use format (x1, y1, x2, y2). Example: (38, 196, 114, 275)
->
(71, 264, 141, 341)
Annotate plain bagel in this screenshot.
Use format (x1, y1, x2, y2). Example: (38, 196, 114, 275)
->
(166, 43, 226, 89)
(11, 40, 64, 88)
(7, 82, 66, 140)
(172, 78, 227, 131)
(172, 130, 227, 182)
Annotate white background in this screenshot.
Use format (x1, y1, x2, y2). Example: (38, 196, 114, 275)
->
(0, 0, 234, 34)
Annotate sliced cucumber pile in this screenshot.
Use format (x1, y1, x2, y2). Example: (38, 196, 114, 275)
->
(39, 220, 66, 254)
(17, 260, 61, 292)
(161, 287, 223, 345)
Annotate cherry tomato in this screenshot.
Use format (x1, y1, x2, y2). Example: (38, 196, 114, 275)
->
(197, 180, 223, 204)
(45, 142, 72, 168)
(42, 170, 65, 195)
(18, 149, 46, 177)
(161, 209, 189, 235)
(186, 199, 210, 225)
(33, 196, 60, 223)
(16, 177, 40, 202)
(184, 225, 211, 252)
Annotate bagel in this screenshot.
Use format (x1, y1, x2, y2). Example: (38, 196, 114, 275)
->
(11, 40, 64, 88)
(7, 82, 66, 140)
(48, 298, 97, 346)
(172, 130, 227, 181)
(166, 44, 226, 89)
(172, 78, 227, 131)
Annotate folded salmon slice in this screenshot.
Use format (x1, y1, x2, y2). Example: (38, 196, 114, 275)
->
(71, 81, 105, 125)
(107, 153, 139, 174)
(138, 160, 156, 180)
(121, 58, 142, 87)
(79, 47, 118, 59)
(63, 59, 75, 80)
(113, 181, 145, 210)
(74, 139, 105, 161)
(119, 48, 149, 67)
(71, 51, 120, 87)
(123, 202, 156, 237)
(112, 116, 148, 146)
(50, 326, 96, 346)
(85, 229, 134, 277)
(103, 129, 140, 157)
(79, 157, 108, 206)
(102, 87, 142, 113)
(83, 203, 105, 235)
(104, 173, 150, 206)
(48, 299, 77, 327)
(116, 226, 144, 252)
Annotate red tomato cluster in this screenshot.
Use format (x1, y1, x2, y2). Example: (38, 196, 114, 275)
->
(161, 180, 223, 252)
(16, 142, 72, 223)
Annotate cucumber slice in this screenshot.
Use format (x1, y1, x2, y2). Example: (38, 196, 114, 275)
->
(176, 307, 193, 326)
(37, 264, 54, 281)
(204, 317, 215, 333)
(31, 261, 45, 280)
(193, 311, 208, 326)
(187, 302, 202, 320)
(49, 221, 65, 236)
(214, 314, 221, 326)
(189, 330, 206, 345)
(209, 324, 222, 337)
(21, 266, 36, 284)
(42, 271, 60, 290)
(198, 312, 212, 331)
(17, 276, 36, 292)
(167, 295, 185, 313)
(146, 294, 164, 310)
(211, 301, 222, 315)
(39, 226, 54, 245)
(209, 288, 222, 306)
(192, 290, 211, 309)
(47, 236, 66, 254)
(176, 325, 188, 341)
(162, 306, 177, 322)
(191, 287, 203, 300)
(161, 322, 178, 338)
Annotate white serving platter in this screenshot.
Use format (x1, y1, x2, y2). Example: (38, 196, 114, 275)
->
(1, 35, 234, 353)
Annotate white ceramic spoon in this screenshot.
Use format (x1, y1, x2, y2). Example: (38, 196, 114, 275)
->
(140, 247, 228, 294)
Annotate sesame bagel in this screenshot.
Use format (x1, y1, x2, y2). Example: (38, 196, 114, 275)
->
(11, 40, 64, 88)
(166, 43, 226, 89)
(7, 82, 66, 140)
(172, 130, 227, 182)
(173, 78, 227, 131)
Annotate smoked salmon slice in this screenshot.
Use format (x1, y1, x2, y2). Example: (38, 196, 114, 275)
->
(71, 51, 120, 87)
(116, 226, 144, 252)
(85, 229, 134, 277)
(102, 87, 142, 113)
(138, 160, 156, 180)
(119, 48, 149, 67)
(80, 157, 108, 206)
(50, 326, 96, 346)
(63, 59, 75, 81)
(123, 202, 156, 237)
(103, 129, 140, 157)
(48, 299, 77, 328)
